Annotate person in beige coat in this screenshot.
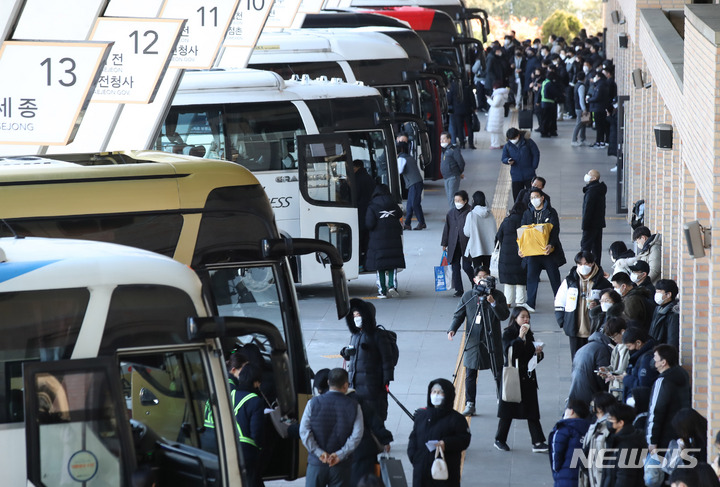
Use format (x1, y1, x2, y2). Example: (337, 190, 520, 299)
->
(463, 191, 497, 269)
(632, 226, 662, 283)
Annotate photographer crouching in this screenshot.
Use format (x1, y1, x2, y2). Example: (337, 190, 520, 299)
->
(447, 266, 510, 416)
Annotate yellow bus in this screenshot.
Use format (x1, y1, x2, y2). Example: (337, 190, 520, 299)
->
(0, 149, 349, 481)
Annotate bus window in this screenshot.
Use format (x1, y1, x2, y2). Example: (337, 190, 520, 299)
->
(301, 142, 353, 206)
(378, 85, 415, 114)
(0, 288, 88, 424)
(161, 107, 226, 160)
(254, 62, 346, 82)
(4, 214, 184, 257)
(225, 102, 306, 171)
(208, 265, 285, 338)
(119, 351, 212, 452)
(347, 131, 389, 187)
(100, 285, 199, 354)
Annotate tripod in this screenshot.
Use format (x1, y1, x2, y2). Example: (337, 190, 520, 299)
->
(452, 292, 502, 400)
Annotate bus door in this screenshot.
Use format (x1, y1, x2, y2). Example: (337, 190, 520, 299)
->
(297, 133, 358, 284)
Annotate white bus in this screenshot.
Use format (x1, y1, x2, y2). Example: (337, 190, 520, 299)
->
(154, 69, 423, 280)
(247, 28, 435, 170)
(0, 237, 296, 486)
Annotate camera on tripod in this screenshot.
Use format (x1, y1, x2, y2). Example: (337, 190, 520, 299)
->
(473, 275, 497, 297)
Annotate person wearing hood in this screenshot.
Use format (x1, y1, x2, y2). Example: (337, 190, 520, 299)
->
(580, 170, 607, 265)
(522, 188, 566, 312)
(548, 399, 591, 487)
(632, 226, 662, 284)
(442, 190, 474, 297)
(365, 184, 405, 298)
(486, 81, 510, 149)
(621, 327, 658, 402)
(440, 132, 466, 209)
(353, 159, 377, 271)
(407, 379, 471, 487)
(567, 319, 615, 405)
(463, 191, 497, 268)
(234, 363, 267, 487)
(647, 344, 691, 452)
(495, 307, 548, 453)
(502, 127, 540, 202)
(600, 403, 647, 487)
(397, 140, 426, 231)
(340, 298, 395, 421)
(447, 266, 510, 415)
(648, 279, 680, 350)
(555, 251, 612, 360)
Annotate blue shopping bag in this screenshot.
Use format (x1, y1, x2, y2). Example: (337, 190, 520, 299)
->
(435, 250, 449, 292)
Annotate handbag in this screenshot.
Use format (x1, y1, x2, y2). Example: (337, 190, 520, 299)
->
(434, 250, 450, 292)
(581, 111, 592, 126)
(661, 439, 684, 474)
(501, 347, 522, 403)
(489, 242, 500, 276)
(471, 112, 480, 132)
(643, 452, 664, 487)
(431, 446, 449, 480)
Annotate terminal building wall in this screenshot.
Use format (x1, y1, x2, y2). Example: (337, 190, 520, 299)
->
(604, 0, 720, 448)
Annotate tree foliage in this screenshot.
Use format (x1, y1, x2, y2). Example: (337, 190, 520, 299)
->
(540, 10, 583, 42)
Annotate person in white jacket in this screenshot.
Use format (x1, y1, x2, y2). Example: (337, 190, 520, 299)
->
(464, 191, 497, 268)
(486, 82, 510, 149)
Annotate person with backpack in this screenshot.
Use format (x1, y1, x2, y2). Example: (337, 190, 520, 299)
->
(340, 298, 397, 421)
(548, 399, 591, 487)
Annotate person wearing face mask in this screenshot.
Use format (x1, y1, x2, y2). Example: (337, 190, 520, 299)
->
(547, 399, 591, 487)
(580, 169, 607, 266)
(501, 127, 540, 202)
(627, 260, 655, 294)
(587, 71, 609, 149)
(439, 131, 466, 209)
(514, 176, 551, 208)
(340, 299, 396, 421)
(601, 403, 647, 487)
(407, 379, 471, 487)
(447, 266, 510, 415)
(486, 81, 510, 149)
(589, 288, 625, 332)
(555, 251, 612, 360)
(442, 190, 474, 297)
(648, 279, 680, 350)
(520, 188, 565, 312)
(607, 240, 636, 277)
(632, 225, 662, 284)
(620, 327, 658, 402)
(495, 307, 547, 452)
(611, 272, 654, 331)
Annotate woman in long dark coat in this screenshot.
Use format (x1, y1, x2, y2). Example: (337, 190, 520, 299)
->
(408, 378, 471, 487)
(441, 190, 474, 297)
(495, 200, 528, 308)
(494, 306, 547, 452)
(365, 184, 406, 298)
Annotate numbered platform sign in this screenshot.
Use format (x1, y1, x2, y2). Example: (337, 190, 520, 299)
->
(160, 0, 240, 69)
(222, 0, 274, 47)
(89, 17, 186, 104)
(0, 41, 112, 145)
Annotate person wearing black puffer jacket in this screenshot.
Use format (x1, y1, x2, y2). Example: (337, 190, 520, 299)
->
(365, 184, 405, 298)
(647, 344, 691, 452)
(496, 200, 529, 308)
(554, 251, 612, 360)
(340, 298, 395, 421)
(601, 403, 647, 487)
(347, 388, 393, 487)
(407, 378, 471, 487)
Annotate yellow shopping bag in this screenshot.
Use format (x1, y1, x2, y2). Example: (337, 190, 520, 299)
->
(516, 223, 553, 256)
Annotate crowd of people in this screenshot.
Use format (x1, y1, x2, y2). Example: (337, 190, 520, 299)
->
(288, 29, 720, 487)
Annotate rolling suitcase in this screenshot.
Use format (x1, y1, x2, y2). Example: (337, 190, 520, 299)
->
(380, 454, 409, 487)
(518, 93, 533, 130)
